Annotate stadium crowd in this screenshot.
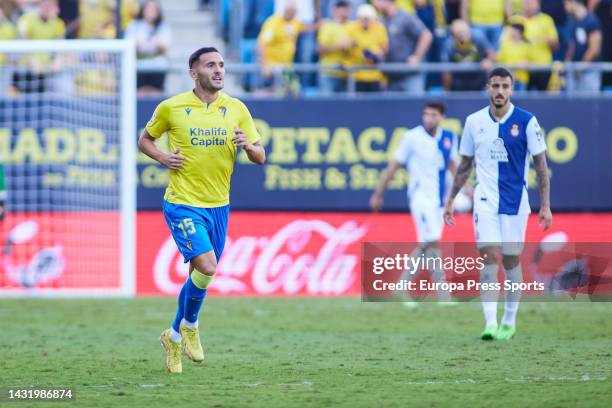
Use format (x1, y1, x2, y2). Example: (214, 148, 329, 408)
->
(1, 0, 611, 95)
(0, 0, 170, 95)
(240, 0, 611, 93)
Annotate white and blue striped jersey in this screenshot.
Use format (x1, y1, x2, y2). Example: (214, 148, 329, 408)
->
(394, 125, 458, 208)
(459, 104, 547, 215)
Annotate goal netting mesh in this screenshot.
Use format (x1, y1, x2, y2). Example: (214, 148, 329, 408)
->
(0, 40, 136, 296)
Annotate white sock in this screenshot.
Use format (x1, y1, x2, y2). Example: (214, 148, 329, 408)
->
(425, 247, 451, 301)
(502, 265, 522, 326)
(399, 247, 424, 282)
(181, 318, 198, 328)
(169, 327, 182, 343)
(480, 263, 499, 327)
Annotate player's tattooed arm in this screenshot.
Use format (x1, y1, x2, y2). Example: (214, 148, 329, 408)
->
(449, 156, 474, 200)
(533, 152, 552, 230)
(444, 156, 473, 225)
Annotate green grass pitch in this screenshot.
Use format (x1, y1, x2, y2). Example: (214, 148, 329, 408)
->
(1, 298, 611, 407)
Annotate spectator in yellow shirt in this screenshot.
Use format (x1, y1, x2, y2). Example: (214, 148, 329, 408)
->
(345, 3, 389, 92)
(257, 1, 304, 88)
(523, 0, 558, 90)
(0, 8, 17, 96)
(498, 17, 530, 89)
(0, 8, 16, 66)
(77, 0, 139, 39)
(317, 1, 353, 93)
(15, 0, 65, 93)
(461, 0, 512, 47)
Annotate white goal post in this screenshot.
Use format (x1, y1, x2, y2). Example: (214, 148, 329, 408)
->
(0, 40, 136, 297)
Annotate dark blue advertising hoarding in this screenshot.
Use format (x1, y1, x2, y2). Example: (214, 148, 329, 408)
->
(136, 96, 612, 212)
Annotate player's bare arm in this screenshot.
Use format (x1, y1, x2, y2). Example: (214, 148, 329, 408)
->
(444, 155, 474, 225)
(369, 161, 401, 211)
(232, 126, 266, 165)
(138, 129, 185, 170)
(533, 152, 552, 230)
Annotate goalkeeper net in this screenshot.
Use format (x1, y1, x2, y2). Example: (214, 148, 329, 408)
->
(0, 40, 136, 296)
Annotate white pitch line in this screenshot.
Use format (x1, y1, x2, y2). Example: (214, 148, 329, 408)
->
(405, 375, 608, 385)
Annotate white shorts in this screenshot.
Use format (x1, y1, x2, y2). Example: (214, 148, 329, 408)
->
(473, 211, 528, 255)
(410, 197, 444, 243)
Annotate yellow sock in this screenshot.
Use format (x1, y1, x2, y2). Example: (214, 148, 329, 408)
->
(190, 269, 214, 289)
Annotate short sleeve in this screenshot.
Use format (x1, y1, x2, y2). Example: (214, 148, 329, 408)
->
(526, 116, 546, 156)
(459, 117, 475, 157)
(404, 14, 425, 39)
(258, 18, 275, 44)
(236, 100, 261, 144)
(394, 132, 412, 165)
(588, 15, 601, 32)
(145, 100, 171, 138)
(316, 23, 331, 45)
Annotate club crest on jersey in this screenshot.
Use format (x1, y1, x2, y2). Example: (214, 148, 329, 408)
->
(185, 107, 192, 116)
(443, 138, 452, 149)
(490, 138, 509, 162)
(219, 106, 227, 117)
(510, 124, 520, 137)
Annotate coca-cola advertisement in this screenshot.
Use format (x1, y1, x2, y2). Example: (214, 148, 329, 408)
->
(137, 212, 612, 296)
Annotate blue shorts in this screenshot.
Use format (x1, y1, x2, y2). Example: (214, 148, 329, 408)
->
(162, 200, 230, 263)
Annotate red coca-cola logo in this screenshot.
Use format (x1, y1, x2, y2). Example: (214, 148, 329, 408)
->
(153, 219, 368, 295)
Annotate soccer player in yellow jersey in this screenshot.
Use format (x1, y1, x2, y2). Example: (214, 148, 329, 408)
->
(138, 47, 265, 374)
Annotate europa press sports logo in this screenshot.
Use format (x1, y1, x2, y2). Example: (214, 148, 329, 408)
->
(3, 220, 66, 288)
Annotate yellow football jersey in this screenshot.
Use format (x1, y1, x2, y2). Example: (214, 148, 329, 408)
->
(16, 12, 65, 68)
(345, 20, 388, 83)
(468, 0, 505, 25)
(317, 20, 350, 77)
(258, 14, 304, 65)
(0, 20, 17, 65)
(525, 13, 558, 64)
(497, 37, 529, 85)
(146, 91, 261, 208)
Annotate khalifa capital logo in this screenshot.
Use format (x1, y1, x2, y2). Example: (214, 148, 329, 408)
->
(185, 107, 192, 116)
(490, 138, 509, 162)
(3, 220, 66, 288)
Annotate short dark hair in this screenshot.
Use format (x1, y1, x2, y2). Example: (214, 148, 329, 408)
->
(425, 101, 446, 115)
(488, 67, 513, 83)
(335, 0, 350, 7)
(570, 0, 588, 6)
(189, 47, 220, 68)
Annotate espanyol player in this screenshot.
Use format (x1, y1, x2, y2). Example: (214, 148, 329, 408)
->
(444, 67, 552, 341)
(370, 101, 458, 304)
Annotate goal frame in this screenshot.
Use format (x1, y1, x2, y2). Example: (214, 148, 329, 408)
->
(0, 40, 137, 297)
